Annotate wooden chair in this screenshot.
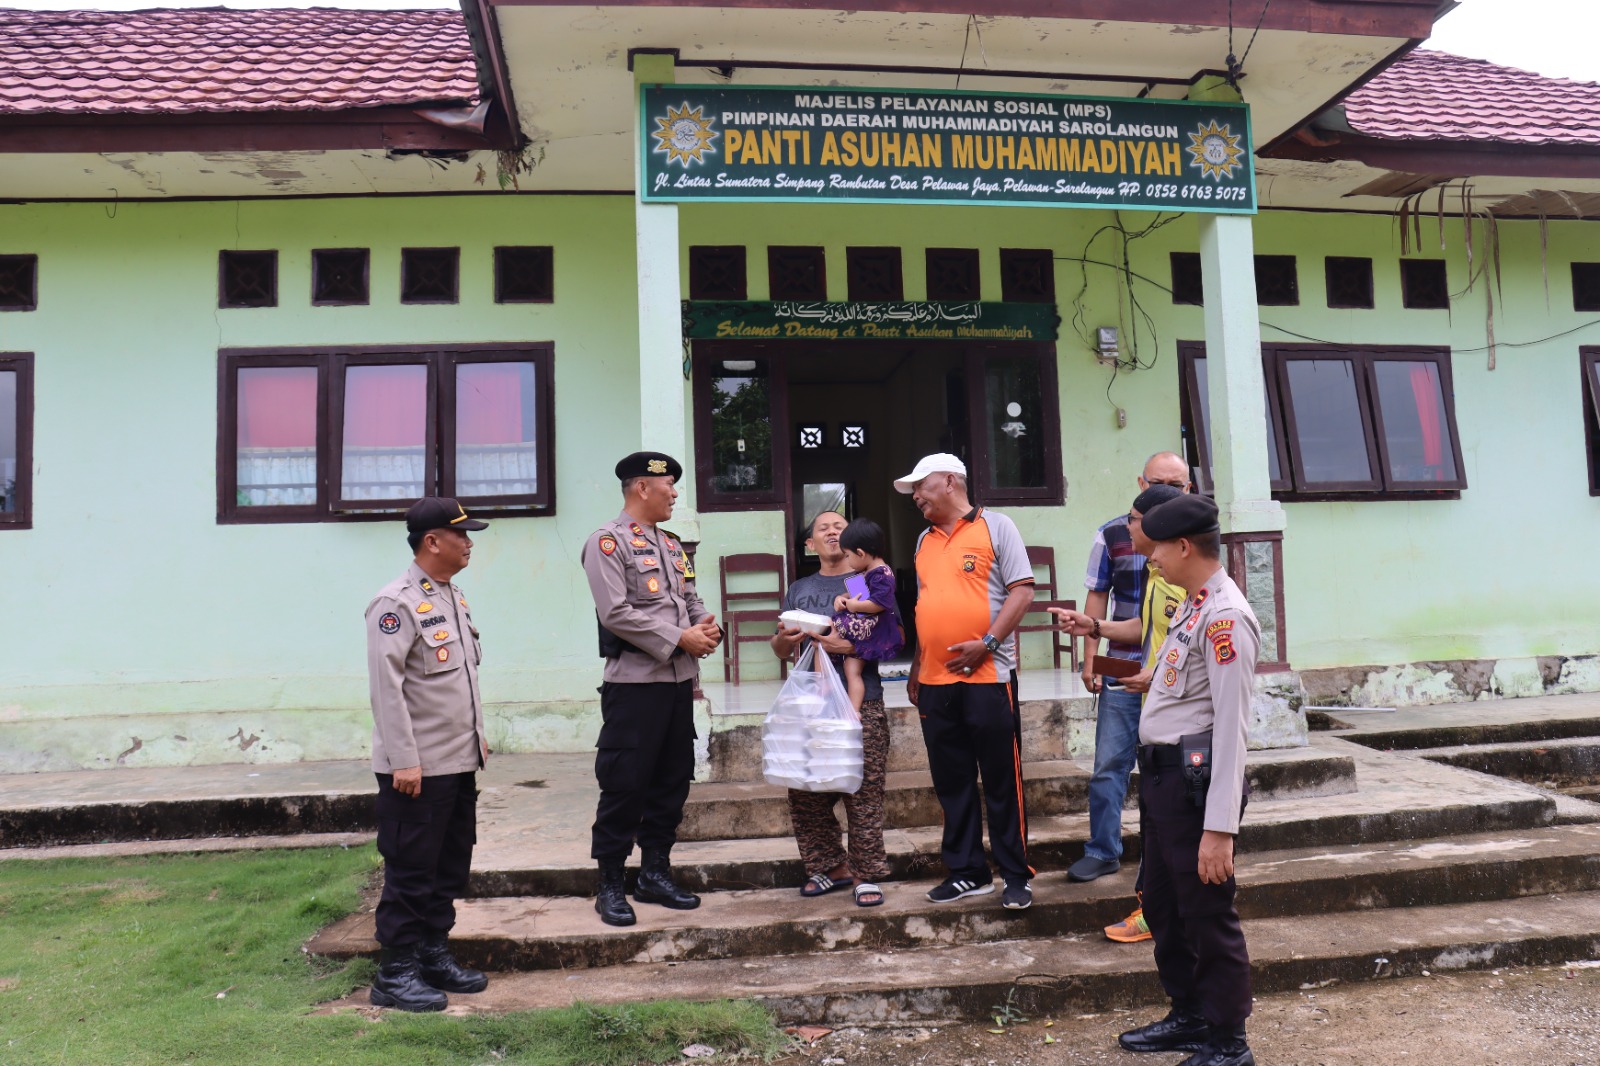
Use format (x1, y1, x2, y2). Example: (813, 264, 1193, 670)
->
(719, 553, 788, 684)
(1026, 544, 1058, 601)
(1012, 596, 1080, 672)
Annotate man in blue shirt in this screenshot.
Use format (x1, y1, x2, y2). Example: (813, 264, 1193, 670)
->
(1071, 452, 1191, 883)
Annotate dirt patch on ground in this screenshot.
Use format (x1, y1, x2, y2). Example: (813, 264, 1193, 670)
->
(781, 963, 1600, 1066)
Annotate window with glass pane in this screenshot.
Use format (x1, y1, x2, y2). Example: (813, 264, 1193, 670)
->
(709, 361, 773, 495)
(235, 366, 318, 507)
(1371, 359, 1459, 485)
(1281, 358, 1376, 487)
(341, 364, 428, 501)
(1184, 353, 1282, 490)
(1584, 350, 1600, 496)
(983, 356, 1046, 489)
(455, 361, 538, 498)
(0, 370, 16, 514)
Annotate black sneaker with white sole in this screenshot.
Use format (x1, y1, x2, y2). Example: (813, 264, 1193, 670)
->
(1001, 880, 1033, 910)
(925, 877, 995, 903)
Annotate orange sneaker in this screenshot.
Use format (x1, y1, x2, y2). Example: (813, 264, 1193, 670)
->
(1104, 906, 1151, 943)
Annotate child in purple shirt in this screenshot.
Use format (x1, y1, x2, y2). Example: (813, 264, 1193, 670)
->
(830, 518, 904, 711)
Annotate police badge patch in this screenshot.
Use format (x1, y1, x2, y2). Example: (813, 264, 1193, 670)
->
(599, 535, 617, 556)
(378, 612, 401, 634)
(1164, 667, 1178, 687)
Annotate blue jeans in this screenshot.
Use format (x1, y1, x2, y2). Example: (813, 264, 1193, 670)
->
(1084, 682, 1142, 862)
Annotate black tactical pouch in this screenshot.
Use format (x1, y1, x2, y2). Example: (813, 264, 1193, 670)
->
(596, 617, 642, 659)
(1180, 731, 1213, 809)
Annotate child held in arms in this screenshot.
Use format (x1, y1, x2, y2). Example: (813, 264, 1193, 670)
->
(830, 518, 905, 710)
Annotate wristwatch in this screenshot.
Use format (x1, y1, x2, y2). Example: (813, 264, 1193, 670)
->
(982, 633, 1002, 654)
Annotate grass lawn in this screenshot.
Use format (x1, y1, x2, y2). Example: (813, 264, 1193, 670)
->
(0, 846, 791, 1065)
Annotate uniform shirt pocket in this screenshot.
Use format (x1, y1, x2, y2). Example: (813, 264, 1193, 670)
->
(1158, 641, 1189, 697)
(422, 625, 465, 674)
(634, 555, 664, 596)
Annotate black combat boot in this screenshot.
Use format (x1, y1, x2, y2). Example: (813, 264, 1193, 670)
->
(1178, 1025, 1256, 1066)
(417, 930, 488, 993)
(369, 944, 448, 1012)
(633, 846, 701, 910)
(596, 861, 637, 926)
(1118, 1005, 1211, 1053)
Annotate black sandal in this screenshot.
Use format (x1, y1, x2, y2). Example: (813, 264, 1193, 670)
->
(800, 873, 854, 897)
(853, 882, 884, 907)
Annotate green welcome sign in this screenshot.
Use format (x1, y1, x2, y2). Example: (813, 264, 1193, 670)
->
(683, 300, 1059, 342)
(642, 85, 1254, 213)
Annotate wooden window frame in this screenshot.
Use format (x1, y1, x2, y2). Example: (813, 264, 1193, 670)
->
(494, 245, 554, 304)
(331, 351, 438, 511)
(689, 245, 748, 301)
(925, 247, 981, 301)
(0, 254, 39, 312)
(0, 352, 34, 529)
(1400, 258, 1450, 310)
(966, 342, 1064, 507)
(1584, 347, 1600, 496)
(311, 248, 370, 307)
(767, 246, 827, 301)
(999, 248, 1056, 303)
(1179, 342, 1464, 502)
(218, 343, 556, 523)
(1253, 254, 1300, 307)
(400, 247, 461, 305)
(1324, 256, 1375, 310)
(845, 247, 904, 301)
(692, 342, 791, 512)
(218, 250, 277, 310)
(1573, 264, 1600, 314)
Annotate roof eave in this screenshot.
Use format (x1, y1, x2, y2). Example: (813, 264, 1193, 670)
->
(0, 106, 500, 154)
(1263, 131, 1600, 180)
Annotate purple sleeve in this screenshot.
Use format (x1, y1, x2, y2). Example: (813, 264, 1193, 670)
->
(865, 566, 898, 611)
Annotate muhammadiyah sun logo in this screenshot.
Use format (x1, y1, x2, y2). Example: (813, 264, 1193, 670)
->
(652, 103, 719, 166)
(1186, 119, 1244, 182)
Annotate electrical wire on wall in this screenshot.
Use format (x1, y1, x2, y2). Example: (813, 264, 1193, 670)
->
(1061, 211, 1181, 417)
(1057, 252, 1600, 361)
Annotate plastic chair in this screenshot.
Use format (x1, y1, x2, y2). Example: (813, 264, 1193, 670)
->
(719, 553, 788, 684)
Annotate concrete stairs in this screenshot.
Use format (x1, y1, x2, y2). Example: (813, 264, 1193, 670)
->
(304, 697, 1600, 1023)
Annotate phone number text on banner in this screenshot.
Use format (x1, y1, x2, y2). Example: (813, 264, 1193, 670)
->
(642, 85, 1255, 213)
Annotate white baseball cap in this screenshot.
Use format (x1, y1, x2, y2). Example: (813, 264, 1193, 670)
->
(893, 452, 967, 493)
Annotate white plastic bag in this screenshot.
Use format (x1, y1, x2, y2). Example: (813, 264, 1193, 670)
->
(762, 642, 864, 793)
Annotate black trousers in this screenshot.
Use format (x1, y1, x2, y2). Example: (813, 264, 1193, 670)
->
(1138, 762, 1252, 1027)
(373, 770, 477, 947)
(916, 679, 1032, 882)
(591, 679, 696, 862)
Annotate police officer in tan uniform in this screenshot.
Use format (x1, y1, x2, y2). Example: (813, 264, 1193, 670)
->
(1115, 494, 1260, 1066)
(581, 452, 721, 926)
(364, 497, 491, 1012)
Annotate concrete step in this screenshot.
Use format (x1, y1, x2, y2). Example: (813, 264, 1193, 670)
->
(323, 889, 1600, 1024)
(1327, 713, 1600, 753)
(308, 823, 1600, 974)
(1419, 736, 1600, 791)
(468, 737, 1556, 898)
(679, 747, 1356, 841)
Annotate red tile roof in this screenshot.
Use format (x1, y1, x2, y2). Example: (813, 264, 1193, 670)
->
(0, 8, 480, 116)
(1344, 49, 1600, 148)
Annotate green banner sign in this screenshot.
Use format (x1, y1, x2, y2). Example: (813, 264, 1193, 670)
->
(683, 300, 1059, 342)
(643, 85, 1253, 213)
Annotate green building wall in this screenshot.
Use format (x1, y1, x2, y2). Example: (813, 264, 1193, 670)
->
(1, 193, 1596, 769)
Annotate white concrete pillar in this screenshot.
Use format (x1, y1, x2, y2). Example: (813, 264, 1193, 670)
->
(633, 53, 698, 535)
(1198, 213, 1285, 535)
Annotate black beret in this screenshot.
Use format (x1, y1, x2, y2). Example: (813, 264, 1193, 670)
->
(406, 496, 488, 533)
(615, 451, 683, 481)
(1132, 484, 1184, 516)
(1141, 493, 1220, 541)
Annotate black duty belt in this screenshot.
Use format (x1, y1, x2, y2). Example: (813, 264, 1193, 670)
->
(1138, 743, 1185, 770)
